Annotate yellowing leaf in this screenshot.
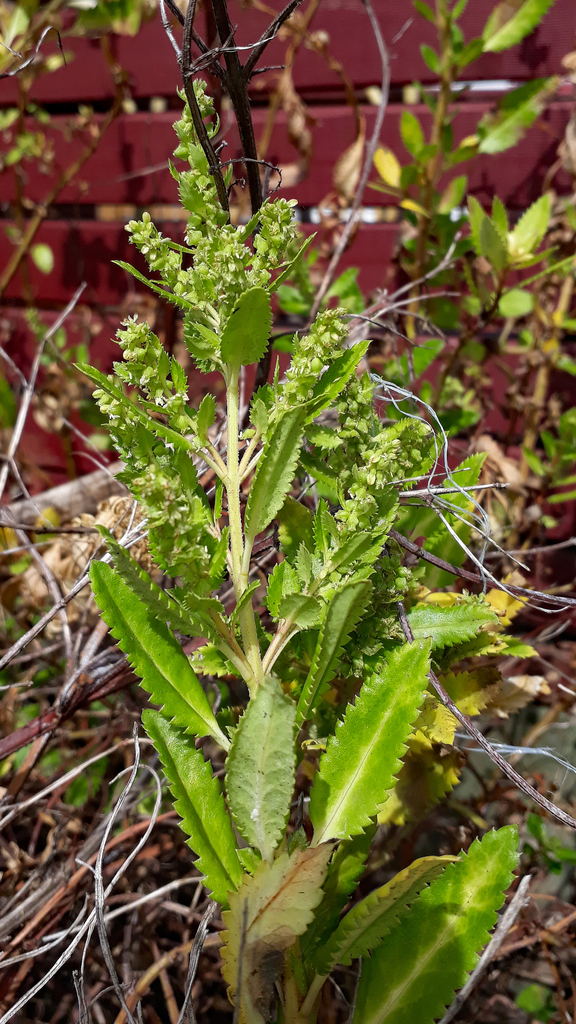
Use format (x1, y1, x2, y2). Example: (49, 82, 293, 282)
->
(379, 745, 462, 825)
(400, 198, 430, 217)
(413, 697, 458, 747)
(485, 587, 525, 626)
(34, 506, 60, 530)
(421, 592, 459, 607)
(221, 844, 333, 1024)
(373, 146, 401, 189)
(484, 673, 550, 718)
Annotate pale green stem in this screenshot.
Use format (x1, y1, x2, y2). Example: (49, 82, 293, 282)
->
(198, 447, 227, 482)
(226, 366, 264, 684)
(294, 974, 326, 1024)
(238, 431, 261, 478)
(203, 442, 228, 481)
(208, 611, 257, 692)
(240, 447, 264, 483)
(262, 616, 300, 675)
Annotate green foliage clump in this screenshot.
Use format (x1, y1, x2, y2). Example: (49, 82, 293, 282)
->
(83, 74, 527, 1024)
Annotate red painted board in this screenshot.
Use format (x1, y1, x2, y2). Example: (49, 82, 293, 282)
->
(228, 100, 573, 210)
(0, 100, 571, 209)
(0, 218, 399, 303)
(227, 0, 575, 93)
(0, 0, 573, 105)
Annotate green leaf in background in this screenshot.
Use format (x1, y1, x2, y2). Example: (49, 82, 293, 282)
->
(90, 562, 229, 749)
(296, 580, 373, 725)
(483, 0, 557, 52)
(492, 195, 509, 238)
(244, 406, 306, 544)
(400, 110, 425, 158)
(220, 287, 272, 368)
(31, 243, 54, 275)
(309, 640, 431, 844)
(413, 0, 435, 23)
(142, 710, 241, 905)
(226, 675, 296, 861)
(515, 984, 555, 1021)
(352, 827, 519, 1024)
(420, 44, 440, 74)
(413, 338, 445, 376)
(408, 600, 498, 648)
(467, 195, 485, 255)
(315, 856, 456, 976)
(508, 193, 552, 261)
(438, 176, 467, 214)
(478, 79, 557, 155)
(499, 288, 534, 318)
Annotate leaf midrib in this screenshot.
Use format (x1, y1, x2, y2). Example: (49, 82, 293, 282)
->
(365, 876, 484, 1024)
(314, 694, 399, 844)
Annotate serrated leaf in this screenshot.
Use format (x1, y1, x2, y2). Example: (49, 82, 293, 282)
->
(297, 581, 372, 725)
(142, 710, 241, 905)
(270, 234, 316, 293)
(508, 193, 552, 259)
(309, 640, 431, 844)
(221, 844, 334, 1024)
(197, 392, 216, 439)
(479, 215, 508, 270)
(226, 675, 296, 861)
(467, 195, 485, 255)
(77, 363, 194, 453)
(483, 0, 556, 52)
(478, 78, 556, 155)
(307, 342, 369, 420)
(441, 667, 502, 716)
(352, 827, 519, 1024)
(316, 856, 456, 975)
(90, 562, 229, 749)
(408, 600, 497, 648)
(244, 407, 306, 544)
(221, 287, 272, 368)
(230, 580, 260, 625)
(302, 827, 375, 962)
(113, 260, 197, 310)
(265, 561, 299, 618)
(95, 525, 193, 632)
(278, 593, 322, 628)
(277, 495, 314, 562)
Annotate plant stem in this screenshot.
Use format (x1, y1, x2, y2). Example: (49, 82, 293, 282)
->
(226, 366, 263, 684)
(294, 973, 325, 1024)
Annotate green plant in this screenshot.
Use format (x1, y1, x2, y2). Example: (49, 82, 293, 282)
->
(81, 81, 526, 1023)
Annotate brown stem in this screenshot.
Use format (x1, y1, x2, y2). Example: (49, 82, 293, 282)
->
(210, 0, 263, 215)
(181, 0, 230, 213)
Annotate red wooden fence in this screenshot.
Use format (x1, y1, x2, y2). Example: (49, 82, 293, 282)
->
(0, 0, 575, 485)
